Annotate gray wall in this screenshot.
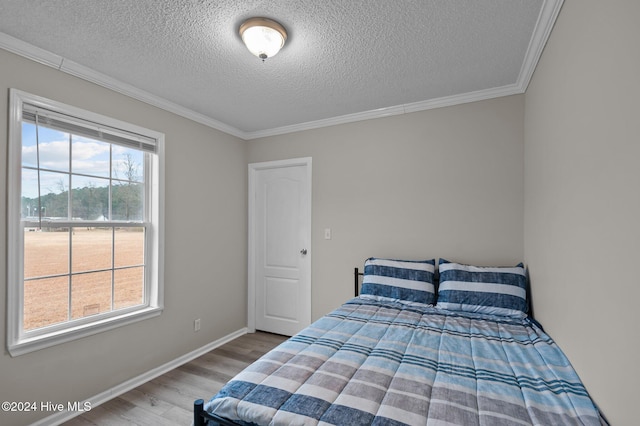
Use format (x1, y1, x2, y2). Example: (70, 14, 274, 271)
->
(0, 49, 248, 425)
(248, 95, 525, 319)
(4, 2, 633, 423)
(524, 1, 640, 424)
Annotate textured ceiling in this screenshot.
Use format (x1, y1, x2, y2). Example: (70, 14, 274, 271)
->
(0, 0, 562, 139)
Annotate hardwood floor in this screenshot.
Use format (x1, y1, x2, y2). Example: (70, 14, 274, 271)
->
(63, 331, 288, 425)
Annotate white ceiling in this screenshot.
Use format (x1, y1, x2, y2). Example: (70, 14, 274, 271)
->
(0, 0, 563, 140)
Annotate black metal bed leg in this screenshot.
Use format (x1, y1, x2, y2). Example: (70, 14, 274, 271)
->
(354, 267, 359, 296)
(194, 399, 205, 426)
(354, 267, 364, 296)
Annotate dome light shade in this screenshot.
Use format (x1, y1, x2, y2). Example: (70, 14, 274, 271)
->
(239, 17, 287, 60)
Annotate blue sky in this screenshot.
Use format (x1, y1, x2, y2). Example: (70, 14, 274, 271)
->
(21, 123, 143, 200)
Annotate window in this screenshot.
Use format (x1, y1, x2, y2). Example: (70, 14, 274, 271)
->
(7, 89, 164, 356)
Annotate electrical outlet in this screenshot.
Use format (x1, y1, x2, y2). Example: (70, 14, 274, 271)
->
(194, 318, 201, 332)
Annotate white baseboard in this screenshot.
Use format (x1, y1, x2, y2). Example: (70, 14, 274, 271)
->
(30, 328, 248, 426)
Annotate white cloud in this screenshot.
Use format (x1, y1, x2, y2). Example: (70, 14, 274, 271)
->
(22, 140, 70, 171)
(72, 138, 110, 160)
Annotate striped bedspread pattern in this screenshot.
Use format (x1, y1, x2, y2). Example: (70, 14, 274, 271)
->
(205, 297, 604, 425)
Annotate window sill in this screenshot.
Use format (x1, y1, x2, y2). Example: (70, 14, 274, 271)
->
(7, 306, 163, 357)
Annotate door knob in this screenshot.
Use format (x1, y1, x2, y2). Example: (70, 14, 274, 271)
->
(300, 249, 307, 255)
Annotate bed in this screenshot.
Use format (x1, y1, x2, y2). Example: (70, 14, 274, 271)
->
(194, 258, 607, 425)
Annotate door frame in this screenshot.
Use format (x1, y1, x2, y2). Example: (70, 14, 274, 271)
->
(247, 157, 312, 333)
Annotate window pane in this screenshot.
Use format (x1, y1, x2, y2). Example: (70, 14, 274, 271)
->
(114, 267, 144, 309)
(113, 147, 144, 184)
(24, 276, 69, 331)
(21, 122, 38, 169)
(22, 170, 69, 219)
(71, 271, 112, 319)
(72, 136, 111, 177)
(21, 168, 37, 219)
(71, 175, 109, 220)
(112, 182, 144, 221)
(24, 228, 69, 278)
(115, 227, 144, 267)
(22, 123, 70, 172)
(72, 227, 112, 273)
(21, 168, 44, 219)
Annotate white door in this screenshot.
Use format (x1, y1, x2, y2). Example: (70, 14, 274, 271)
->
(248, 158, 311, 336)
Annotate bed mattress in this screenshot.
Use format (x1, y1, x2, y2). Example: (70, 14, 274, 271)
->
(205, 296, 605, 425)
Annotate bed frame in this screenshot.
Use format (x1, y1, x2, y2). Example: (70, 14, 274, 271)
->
(193, 268, 364, 426)
(193, 399, 238, 426)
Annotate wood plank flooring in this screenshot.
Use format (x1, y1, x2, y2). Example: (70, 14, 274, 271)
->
(63, 331, 287, 425)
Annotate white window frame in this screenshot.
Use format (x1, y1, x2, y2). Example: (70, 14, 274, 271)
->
(7, 89, 165, 356)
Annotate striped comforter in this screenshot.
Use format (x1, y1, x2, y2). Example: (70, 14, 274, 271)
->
(205, 296, 606, 425)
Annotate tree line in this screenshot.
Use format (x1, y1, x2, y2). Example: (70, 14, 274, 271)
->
(22, 181, 143, 222)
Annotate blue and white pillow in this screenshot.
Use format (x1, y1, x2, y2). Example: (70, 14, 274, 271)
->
(361, 258, 436, 305)
(436, 259, 528, 317)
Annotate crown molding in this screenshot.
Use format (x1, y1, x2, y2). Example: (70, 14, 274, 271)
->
(243, 84, 524, 140)
(244, 0, 564, 140)
(0, 32, 248, 139)
(0, 32, 62, 69)
(516, 0, 565, 91)
(58, 57, 247, 138)
(0, 0, 562, 141)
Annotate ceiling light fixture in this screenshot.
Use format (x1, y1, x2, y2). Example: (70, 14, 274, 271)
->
(239, 17, 287, 61)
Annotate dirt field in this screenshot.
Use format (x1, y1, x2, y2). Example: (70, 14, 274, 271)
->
(23, 227, 144, 331)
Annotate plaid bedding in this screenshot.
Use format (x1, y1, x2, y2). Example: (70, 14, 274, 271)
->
(205, 296, 606, 425)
